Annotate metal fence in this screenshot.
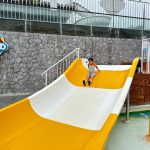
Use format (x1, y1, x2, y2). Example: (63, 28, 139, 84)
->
(0, 0, 150, 36)
(1, 0, 150, 17)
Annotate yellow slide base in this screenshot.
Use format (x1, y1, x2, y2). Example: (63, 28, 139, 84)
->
(0, 98, 118, 150)
(0, 58, 139, 150)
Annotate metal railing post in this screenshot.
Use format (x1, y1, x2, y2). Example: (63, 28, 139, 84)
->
(76, 48, 80, 58)
(45, 72, 48, 87)
(126, 92, 130, 121)
(59, 10, 62, 35)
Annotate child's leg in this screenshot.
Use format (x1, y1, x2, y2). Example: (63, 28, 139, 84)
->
(88, 73, 96, 86)
(85, 74, 90, 82)
(89, 76, 94, 82)
(83, 74, 90, 86)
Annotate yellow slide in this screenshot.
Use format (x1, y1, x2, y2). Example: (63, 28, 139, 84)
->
(0, 58, 139, 150)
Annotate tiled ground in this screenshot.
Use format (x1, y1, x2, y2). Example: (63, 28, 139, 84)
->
(106, 117, 150, 150)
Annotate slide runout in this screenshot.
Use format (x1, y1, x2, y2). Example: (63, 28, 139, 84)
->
(0, 58, 139, 150)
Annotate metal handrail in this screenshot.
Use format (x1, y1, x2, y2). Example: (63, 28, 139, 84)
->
(42, 48, 80, 86)
(42, 48, 80, 76)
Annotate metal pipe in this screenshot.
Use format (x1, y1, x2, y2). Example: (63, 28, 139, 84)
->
(126, 92, 130, 121)
(77, 48, 80, 58)
(63, 59, 64, 73)
(45, 72, 47, 86)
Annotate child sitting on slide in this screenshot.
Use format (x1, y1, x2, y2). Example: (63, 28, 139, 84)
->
(83, 58, 100, 86)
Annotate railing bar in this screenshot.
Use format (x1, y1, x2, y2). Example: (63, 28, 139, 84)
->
(53, 68, 56, 80)
(67, 57, 69, 68)
(72, 54, 74, 62)
(52, 67, 53, 81)
(42, 48, 80, 86)
(7, 0, 8, 18)
(45, 72, 47, 86)
(78, 48, 80, 58)
(50, 70, 51, 84)
(60, 62, 62, 75)
(49, 67, 50, 82)
(63, 60, 64, 73)
(70, 54, 72, 64)
(68, 56, 70, 67)
(57, 64, 58, 78)
(58, 62, 60, 77)
(60, 62, 61, 76)
(65, 58, 67, 69)
(59, 62, 62, 76)
(75, 52, 76, 59)
(64, 60, 66, 71)
(58, 63, 60, 77)
(36, 7, 38, 21)
(66, 59, 67, 71)
(59, 62, 61, 76)
(74, 52, 76, 59)
(42, 48, 80, 75)
(47, 70, 49, 85)
(46, 7, 48, 22)
(3, 2, 5, 18)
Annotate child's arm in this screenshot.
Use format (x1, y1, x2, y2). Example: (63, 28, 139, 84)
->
(96, 65, 100, 72)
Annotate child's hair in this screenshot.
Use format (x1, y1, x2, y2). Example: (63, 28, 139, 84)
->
(88, 57, 94, 61)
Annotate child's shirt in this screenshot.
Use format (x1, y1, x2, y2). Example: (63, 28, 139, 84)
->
(88, 63, 97, 73)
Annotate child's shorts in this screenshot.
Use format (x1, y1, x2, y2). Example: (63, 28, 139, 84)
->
(88, 72, 96, 77)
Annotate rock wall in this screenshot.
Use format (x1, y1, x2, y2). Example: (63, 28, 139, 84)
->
(0, 31, 141, 94)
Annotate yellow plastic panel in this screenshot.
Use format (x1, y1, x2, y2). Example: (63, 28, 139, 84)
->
(65, 59, 130, 89)
(0, 98, 117, 150)
(128, 58, 139, 77)
(0, 58, 139, 150)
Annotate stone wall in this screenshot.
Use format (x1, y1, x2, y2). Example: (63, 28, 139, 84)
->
(0, 31, 141, 94)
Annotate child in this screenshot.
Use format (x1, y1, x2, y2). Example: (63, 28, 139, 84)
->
(83, 58, 100, 86)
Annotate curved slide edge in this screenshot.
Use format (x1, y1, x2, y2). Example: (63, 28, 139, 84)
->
(65, 58, 132, 89)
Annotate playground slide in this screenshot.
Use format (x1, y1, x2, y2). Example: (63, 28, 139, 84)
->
(0, 58, 139, 150)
